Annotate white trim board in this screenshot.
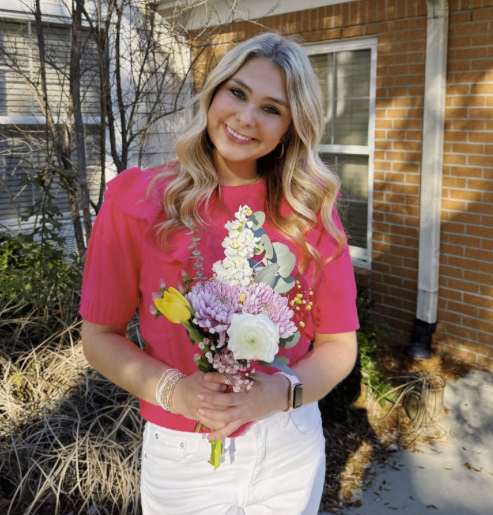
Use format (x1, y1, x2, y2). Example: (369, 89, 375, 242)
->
(157, 0, 347, 29)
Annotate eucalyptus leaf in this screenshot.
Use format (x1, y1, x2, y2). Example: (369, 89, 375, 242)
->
(253, 227, 267, 238)
(261, 233, 274, 260)
(259, 359, 294, 375)
(249, 211, 266, 230)
(248, 258, 264, 271)
(274, 355, 290, 365)
(278, 252, 296, 278)
(249, 375, 274, 382)
(273, 275, 295, 294)
(266, 242, 290, 266)
(279, 330, 300, 349)
(253, 262, 279, 287)
(272, 242, 290, 257)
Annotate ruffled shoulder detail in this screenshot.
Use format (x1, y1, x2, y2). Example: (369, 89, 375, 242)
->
(103, 163, 190, 266)
(104, 165, 173, 219)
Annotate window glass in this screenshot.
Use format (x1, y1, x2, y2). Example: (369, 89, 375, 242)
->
(310, 49, 371, 146)
(310, 48, 372, 254)
(321, 153, 369, 249)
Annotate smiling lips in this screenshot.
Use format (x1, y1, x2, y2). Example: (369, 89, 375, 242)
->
(224, 123, 256, 145)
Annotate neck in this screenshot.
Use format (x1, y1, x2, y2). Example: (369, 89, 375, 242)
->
(213, 151, 259, 186)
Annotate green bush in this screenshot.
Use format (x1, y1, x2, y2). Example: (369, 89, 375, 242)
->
(0, 232, 81, 312)
(319, 294, 396, 422)
(0, 168, 82, 344)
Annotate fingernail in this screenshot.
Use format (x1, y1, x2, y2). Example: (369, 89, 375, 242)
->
(197, 394, 204, 401)
(198, 409, 204, 415)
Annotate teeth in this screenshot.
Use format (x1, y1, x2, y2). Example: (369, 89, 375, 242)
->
(226, 124, 253, 141)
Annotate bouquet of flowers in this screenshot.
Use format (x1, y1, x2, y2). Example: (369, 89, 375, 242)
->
(151, 206, 312, 469)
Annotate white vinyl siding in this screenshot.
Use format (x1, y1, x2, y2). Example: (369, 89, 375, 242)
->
(306, 38, 377, 269)
(0, 19, 101, 224)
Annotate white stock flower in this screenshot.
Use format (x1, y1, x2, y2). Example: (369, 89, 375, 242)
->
(212, 256, 253, 286)
(227, 313, 280, 362)
(222, 228, 260, 259)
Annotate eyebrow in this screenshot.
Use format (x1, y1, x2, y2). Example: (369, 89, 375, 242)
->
(230, 78, 289, 109)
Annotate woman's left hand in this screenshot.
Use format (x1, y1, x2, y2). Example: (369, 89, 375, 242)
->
(196, 371, 290, 441)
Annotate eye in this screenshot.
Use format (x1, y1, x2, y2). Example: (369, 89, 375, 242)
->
(230, 87, 245, 100)
(263, 106, 281, 115)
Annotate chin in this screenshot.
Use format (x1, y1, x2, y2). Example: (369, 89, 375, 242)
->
(216, 144, 256, 163)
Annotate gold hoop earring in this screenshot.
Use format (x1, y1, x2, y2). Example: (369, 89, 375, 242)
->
(275, 141, 285, 159)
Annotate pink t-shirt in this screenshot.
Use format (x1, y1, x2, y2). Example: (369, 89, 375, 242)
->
(79, 166, 359, 435)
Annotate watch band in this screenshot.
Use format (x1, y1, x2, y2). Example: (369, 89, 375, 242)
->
(274, 371, 303, 412)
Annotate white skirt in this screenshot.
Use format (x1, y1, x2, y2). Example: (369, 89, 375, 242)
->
(141, 402, 326, 515)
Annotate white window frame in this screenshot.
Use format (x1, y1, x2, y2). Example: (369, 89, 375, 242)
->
(304, 37, 377, 270)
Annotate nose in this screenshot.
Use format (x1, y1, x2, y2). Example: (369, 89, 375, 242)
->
(236, 103, 256, 128)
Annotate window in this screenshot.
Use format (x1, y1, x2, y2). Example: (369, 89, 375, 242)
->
(0, 19, 101, 232)
(306, 39, 377, 268)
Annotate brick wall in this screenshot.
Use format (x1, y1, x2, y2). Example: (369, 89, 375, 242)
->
(435, 0, 493, 369)
(191, 0, 493, 370)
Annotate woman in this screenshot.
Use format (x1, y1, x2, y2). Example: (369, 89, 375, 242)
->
(80, 32, 359, 515)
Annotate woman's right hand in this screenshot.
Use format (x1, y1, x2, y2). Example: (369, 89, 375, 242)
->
(172, 371, 229, 427)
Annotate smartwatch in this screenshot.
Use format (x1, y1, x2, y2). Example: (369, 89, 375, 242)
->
(274, 371, 303, 412)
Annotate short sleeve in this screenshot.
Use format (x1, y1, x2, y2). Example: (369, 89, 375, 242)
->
(79, 198, 141, 325)
(310, 210, 359, 334)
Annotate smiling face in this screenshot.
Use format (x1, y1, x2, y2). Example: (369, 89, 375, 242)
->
(206, 57, 292, 174)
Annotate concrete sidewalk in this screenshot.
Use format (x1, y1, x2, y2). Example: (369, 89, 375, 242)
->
(320, 369, 493, 515)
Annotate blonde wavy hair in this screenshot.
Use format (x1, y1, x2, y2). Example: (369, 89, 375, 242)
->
(150, 32, 346, 276)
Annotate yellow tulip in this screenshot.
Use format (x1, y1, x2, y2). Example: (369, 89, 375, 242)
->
(154, 287, 192, 324)
(167, 287, 191, 308)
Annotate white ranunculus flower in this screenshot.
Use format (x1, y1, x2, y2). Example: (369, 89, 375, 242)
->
(227, 313, 280, 362)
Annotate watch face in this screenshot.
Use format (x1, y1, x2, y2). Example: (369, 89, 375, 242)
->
(293, 384, 303, 409)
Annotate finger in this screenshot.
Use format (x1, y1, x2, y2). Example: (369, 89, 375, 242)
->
(208, 419, 244, 441)
(197, 391, 240, 407)
(196, 414, 227, 431)
(198, 401, 229, 411)
(201, 382, 228, 393)
(197, 406, 241, 424)
(203, 373, 229, 385)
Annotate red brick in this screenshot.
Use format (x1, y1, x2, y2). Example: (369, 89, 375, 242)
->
(450, 165, 483, 177)
(442, 344, 479, 364)
(471, 34, 493, 46)
(471, 84, 493, 94)
(440, 287, 463, 301)
(448, 277, 480, 293)
(463, 316, 493, 333)
(449, 60, 471, 72)
(469, 155, 493, 166)
(453, 119, 485, 130)
(449, 256, 481, 271)
(469, 132, 493, 143)
(444, 154, 468, 165)
(473, 8, 493, 21)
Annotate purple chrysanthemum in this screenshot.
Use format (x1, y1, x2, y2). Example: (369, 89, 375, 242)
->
(186, 281, 243, 338)
(242, 282, 297, 338)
